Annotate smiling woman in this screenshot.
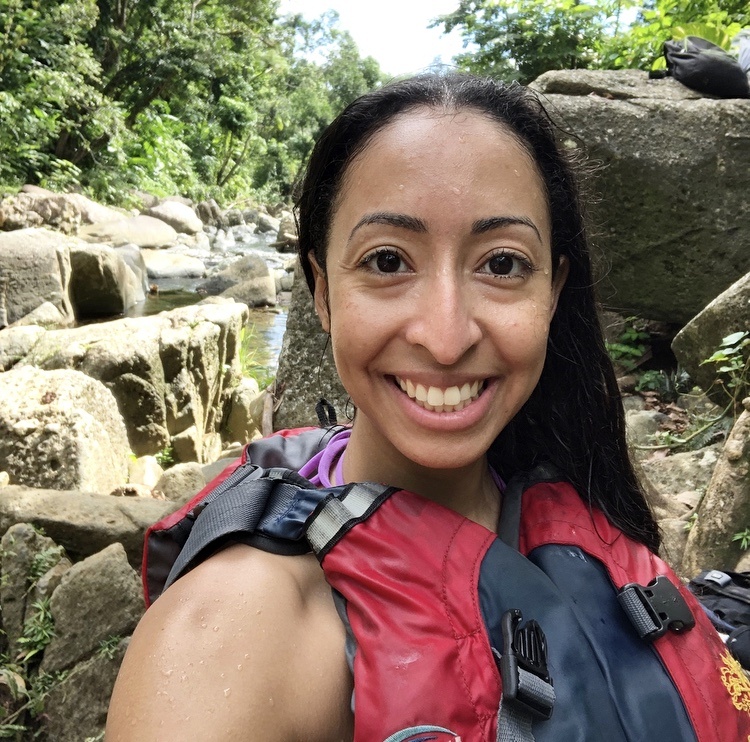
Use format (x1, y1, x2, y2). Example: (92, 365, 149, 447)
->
(106, 73, 750, 742)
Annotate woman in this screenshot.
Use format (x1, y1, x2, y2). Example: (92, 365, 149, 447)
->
(107, 74, 747, 741)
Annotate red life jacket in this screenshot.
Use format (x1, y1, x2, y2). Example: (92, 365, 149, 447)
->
(144, 429, 750, 741)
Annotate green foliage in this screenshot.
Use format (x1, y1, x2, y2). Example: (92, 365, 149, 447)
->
(605, 316, 650, 372)
(239, 325, 275, 389)
(436, 0, 749, 82)
(27, 545, 64, 588)
(96, 635, 122, 660)
(733, 528, 750, 551)
(0, 2, 385, 202)
(15, 599, 55, 665)
(155, 446, 176, 469)
(700, 331, 750, 414)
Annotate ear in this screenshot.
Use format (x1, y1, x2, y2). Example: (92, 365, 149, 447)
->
(309, 254, 330, 333)
(549, 255, 569, 318)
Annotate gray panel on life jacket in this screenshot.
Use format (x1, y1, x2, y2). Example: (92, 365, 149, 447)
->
(478, 540, 698, 742)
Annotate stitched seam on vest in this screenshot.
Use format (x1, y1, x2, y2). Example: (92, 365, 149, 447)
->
(439, 519, 496, 726)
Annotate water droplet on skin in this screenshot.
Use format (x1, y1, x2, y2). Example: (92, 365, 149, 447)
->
(213, 626, 220, 632)
(255, 609, 262, 615)
(244, 653, 250, 659)
(199, 660, 204, 665)
(237, 664, 243, 671)
(268, 697, 275, 707)
(224, 688, 231, 697)
(162, 669, 173, 678)
(200, 622, 207, 629)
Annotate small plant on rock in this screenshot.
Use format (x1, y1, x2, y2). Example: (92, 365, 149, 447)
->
(732, 528, 750, 551)
(606, 316, 651, 372)
(700, 331, 750, 414)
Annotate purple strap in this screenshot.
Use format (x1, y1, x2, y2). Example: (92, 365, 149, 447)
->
(297, 427, 505, 492)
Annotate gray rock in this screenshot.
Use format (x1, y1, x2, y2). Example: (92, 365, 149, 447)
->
(0, 367, 130, 492)
(43, 637, 129, 742)
(79, 215, 178, 248)
(144, 201, 203, 234)
(531, 69, 702, 100)
(531, 70, 750, 323)
(0, 523, 64, 652)
(256, 212, 280, 234)
(625, 409, 669, 452)
(0, 485, 172, 567)
(115, 243, 149, 299)
(639, 446, 720, 519)
(69, 243, 143, 317)
(128, 455, 163, 488)
(7, 301, 70, 330)
(141, 248, 206, 278)
(224, 208, 245, 227)
(42, 543, 143, 672)
(156, 462, 206, 504)
(17, 303, 248, 460)
(199, 255, 276, 307)
(274, 262, 348, 429)
(683, 403, 750, 575)
(0, 228, 75, 327)
(658, 518, 690, 577)
(672, 271, 750, 397)
(18, 186, 126, 226)
(225, 377, 262, 444)
(196, 199, 222, 227)
(0, 325, 45, 371)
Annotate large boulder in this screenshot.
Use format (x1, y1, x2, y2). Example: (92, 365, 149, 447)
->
(682, 401, 750, 575)
(69, 243, 145, 317)
(531, 70, 750, 324)
(0, 325, 45, 371)
(274, 263, 347, 429)
(0, 228, 75, 327)
(41, 543, 143, 673)
(672, 271, 750, 395)
(0, 486, 172, 566)
(144, 200, 203, 234)
(79, 215, 178, 248)
(0, 188, 125, 234)
(141, 248, 206, 279)
(16, 302, 248, 459)
(0, 367, 131, 491)
(199, 255, 276, 307)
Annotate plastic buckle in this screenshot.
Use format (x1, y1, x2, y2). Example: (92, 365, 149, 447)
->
(620, 575, 696, 640)
(497, 609, 554, 721)
(704, 570, 732, 587)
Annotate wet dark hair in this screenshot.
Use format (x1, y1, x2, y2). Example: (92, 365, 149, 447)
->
(295, 72, 660, 552)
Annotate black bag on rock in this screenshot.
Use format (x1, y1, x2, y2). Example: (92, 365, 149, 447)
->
(659, 36, 750, 98)
(688, 570, 750, 668)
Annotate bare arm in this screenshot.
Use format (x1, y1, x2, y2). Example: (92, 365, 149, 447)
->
(106, 545, 353, 742)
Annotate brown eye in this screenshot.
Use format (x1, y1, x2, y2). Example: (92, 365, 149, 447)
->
(487, 255, 514, 275)
(376, 251, 403, 273)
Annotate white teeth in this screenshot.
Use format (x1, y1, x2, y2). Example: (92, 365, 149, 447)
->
(444, 386, 461, 406)
(395, 376, 484, 413)
(426, 386, 443, 407)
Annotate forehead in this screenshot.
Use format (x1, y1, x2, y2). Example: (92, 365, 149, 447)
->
(331, 107, 550, 241)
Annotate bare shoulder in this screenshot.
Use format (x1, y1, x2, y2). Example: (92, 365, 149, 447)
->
(106, 545, 352, 742)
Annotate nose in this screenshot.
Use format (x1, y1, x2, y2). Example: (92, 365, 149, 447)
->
(404, 272, 482, 365)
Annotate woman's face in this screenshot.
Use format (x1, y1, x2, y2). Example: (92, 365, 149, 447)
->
(312, 108, 567, 472)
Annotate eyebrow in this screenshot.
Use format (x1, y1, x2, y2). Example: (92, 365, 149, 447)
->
(471, 216, 542, 242)
(349, 212, 428, 241)
(348, 211, 542, 243)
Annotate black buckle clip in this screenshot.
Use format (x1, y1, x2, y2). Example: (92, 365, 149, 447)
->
(496, 609, 554, 721)
(619, 575, 695, 640)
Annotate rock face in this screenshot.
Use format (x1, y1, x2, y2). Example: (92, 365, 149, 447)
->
(42, 543, 143, 673)
(0, 228, 75, 328)
(144, 200, 203, 234)
(69, 243, 144, 317)
(274, 263, 348, 429)
(79, 214, 178, 248)
(16, 302, 248, 459)
(530, 70, 750, 324)
(199, 254, 276, 307)
(682, 402, 750, 575)
(672, 271, 750, 395)
(0, 486, 172, 566)
(141, 248, 206, 279)
(0, 367, 131, 491)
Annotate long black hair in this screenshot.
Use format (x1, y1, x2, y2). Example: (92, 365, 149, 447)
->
(295, 72, 660, 553)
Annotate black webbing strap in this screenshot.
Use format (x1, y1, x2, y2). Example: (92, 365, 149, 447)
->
(164, 471, 314, 591)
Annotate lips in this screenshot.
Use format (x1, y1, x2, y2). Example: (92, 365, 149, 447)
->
(394, 376, 485, 412)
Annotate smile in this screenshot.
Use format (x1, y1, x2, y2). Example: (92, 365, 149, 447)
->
(393, 376, 485, 412)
